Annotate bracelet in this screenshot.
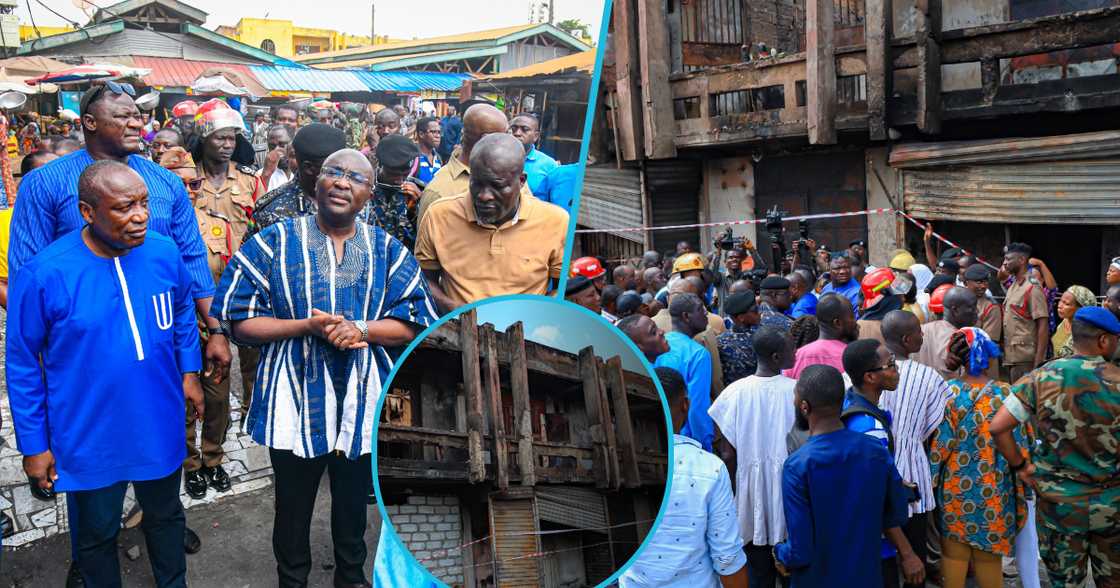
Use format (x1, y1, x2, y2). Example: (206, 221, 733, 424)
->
(207, 326, 227, 336)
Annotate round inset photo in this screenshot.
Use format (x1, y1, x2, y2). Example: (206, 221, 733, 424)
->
(374, 296, 671, 587)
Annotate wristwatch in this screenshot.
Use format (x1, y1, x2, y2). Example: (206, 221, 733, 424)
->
(354, 320, 369, 342)
(207, 326, 227, 336)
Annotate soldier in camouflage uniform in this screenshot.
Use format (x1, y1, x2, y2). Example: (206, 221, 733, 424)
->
(990, 306, 1120, 588)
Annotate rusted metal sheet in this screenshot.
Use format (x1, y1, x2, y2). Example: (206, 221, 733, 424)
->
(536, 487, 609, 530)
(578, 165, 644, 243)
(489, 495, 542, 587)
(902, 159, 1120, 223)
(890, 130, 1120, 168)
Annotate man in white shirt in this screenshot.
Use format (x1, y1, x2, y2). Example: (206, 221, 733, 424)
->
(255, 125, 294, 192)
(709, 326, 797, 588)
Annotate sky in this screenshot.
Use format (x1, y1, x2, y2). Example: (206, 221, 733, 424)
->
(476, 298, 648, 373)
(22, 0, 607, 43)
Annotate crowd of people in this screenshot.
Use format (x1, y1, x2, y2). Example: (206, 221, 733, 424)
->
(567, 235, 1118, 588)
(0, 82, 572, 587)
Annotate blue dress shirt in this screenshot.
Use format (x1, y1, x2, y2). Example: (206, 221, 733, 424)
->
(791, 291, 818, 318)
(655, 332, 714, 451)
(523, 145, 559, 200)
(539, 163, 582, 212)
(776, 429, 909, 588)
(619, 434, 746, 587)
(821, 279, 862, 318)
(843, 389, 906, 559)
(8, 149, 213, 299)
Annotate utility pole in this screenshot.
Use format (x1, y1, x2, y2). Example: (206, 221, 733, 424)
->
(370, 2, 375, 43)
(548, 0, 554, 25)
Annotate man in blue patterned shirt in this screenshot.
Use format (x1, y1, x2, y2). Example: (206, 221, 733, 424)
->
(759, 275, 795, 331)
(211, 149, 436, 587)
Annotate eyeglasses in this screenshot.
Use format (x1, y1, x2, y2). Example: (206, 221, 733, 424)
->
(867, 353, 898, 373)
(321, 165, 371, 186)
(183, 178, 204, 191)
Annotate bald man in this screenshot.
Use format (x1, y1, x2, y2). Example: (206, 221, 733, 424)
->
(415, 133, 568, 313)
(8, 161, 203, 585)
(917, 287, 977, 379)
(417, 103, 525, 222)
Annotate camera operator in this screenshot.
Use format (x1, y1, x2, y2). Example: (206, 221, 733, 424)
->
(708, 228, 765, 315)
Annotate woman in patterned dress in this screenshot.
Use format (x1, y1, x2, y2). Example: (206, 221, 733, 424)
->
(930, 327, 1030, 588)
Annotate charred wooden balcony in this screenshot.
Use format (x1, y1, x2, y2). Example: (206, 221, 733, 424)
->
(609, 0, 1120, 154)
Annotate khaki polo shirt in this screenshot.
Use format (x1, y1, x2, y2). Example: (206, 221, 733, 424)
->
(416, 147, 469, 223)
(1003, 278, 1049, 364)
(415, 190, 568, 307)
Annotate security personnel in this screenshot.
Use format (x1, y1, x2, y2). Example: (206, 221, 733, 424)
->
(186, 102, 264, 499)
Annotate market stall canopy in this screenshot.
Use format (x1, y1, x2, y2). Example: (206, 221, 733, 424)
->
(0, 68, 58, 94)
(0, 56, 73, 78)
(191, 66, 268, 100)
(26, 63, 151, 85)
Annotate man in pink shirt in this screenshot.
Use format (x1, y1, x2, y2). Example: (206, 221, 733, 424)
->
(787, 293, 861, 378)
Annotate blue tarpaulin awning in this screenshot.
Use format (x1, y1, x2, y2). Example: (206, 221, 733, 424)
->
(249, 65, 368, 93)
(350, 70, 471, 93)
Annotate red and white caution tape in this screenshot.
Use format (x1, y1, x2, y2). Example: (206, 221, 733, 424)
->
(894, 210, 1000, 271)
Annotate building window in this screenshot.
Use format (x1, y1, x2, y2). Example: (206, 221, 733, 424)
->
(260, 38, 276, 54)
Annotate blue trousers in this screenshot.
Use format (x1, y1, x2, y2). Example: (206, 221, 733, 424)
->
(68, 467, 186, 587)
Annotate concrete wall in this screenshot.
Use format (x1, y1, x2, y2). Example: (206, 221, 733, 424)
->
(865, 147, 905, 268)
(893, 0, 1010, 37)
(701, 157, 757, 251)
(385, 495, 464, 585)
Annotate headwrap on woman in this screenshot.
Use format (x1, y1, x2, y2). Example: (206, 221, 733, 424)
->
(954, 326, 1001, 376)
(1053, 285, 1097, 358)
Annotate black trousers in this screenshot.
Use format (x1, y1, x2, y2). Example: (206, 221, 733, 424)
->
(69, 467, 186, 587)
(882, 556, 900, 588)
(902, 512, 929, 588)
(744, 543, 789, 588)
(270, 449, 371, 588)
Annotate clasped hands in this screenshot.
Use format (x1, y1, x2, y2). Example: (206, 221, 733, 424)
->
(308, 308, 368, 350)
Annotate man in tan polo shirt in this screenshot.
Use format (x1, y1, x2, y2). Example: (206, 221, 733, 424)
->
(1002, 242, 1050, 382)
(416, 103, 510, 222)
(415, 133, 567, 313)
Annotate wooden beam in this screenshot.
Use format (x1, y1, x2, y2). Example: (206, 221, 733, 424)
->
(915, 0, 942, 134)
(460, 308, 486, 484)
(865, 0, 892, 140)
(507, 321, 535, 486)
(604, 356, 641, 488)
(579, 347, 612, 488)
(598, 357, 621, 490)
(636, 0, 678, 158)
(806, 0, 836, 144)
(612, 0, 645, 161)
(481, 324, 509, 490)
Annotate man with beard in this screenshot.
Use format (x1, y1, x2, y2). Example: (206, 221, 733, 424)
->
(415, 133, 567, 312)
(786, 293, 859, 378)
(821, 255, 862, 317)
(251, 123, 348, 233)
(417, 104, 512, 223)
(413, 116, 442, 183)
(841, 340, 926, 587)
(917, 287, 977, 380)
(257, 125, 294, 192)
(508, 113, 558, 199)
(369, 134, 421, 249)
(775, 365, 909, 587)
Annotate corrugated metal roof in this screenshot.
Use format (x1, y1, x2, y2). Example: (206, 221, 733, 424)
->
(131, 56, 262, 91)
(479, 50, 596, 81)
(349, 70, 471, 93)
(294, 24, 539, 63)
(249, 65, 368, 92)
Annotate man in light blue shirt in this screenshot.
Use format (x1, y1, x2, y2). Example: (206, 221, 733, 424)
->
(539, 162, 581, 212)
(508, 113, 559, 199)
(821, 255, 862, 318)
(653, 293, 715, 451)
(620, 368, 747, 587)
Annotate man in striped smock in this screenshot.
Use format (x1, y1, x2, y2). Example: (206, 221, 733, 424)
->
(878, 310, 953, 585)
(211, 149, 437, 587)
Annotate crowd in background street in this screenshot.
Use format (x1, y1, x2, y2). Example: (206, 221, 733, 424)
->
(566, 231, 1119, 588)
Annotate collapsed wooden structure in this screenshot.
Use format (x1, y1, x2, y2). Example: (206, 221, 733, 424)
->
(378, 309, 667, 587)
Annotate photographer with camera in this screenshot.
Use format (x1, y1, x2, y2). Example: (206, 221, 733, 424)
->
(709, 228, 765, 315)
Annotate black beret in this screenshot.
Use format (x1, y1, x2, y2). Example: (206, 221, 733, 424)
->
(292, 123, 347, 161)
(376, 134, 420, 169)
(565, 275, 594, 297)
(940, 247, 963, 260)
(925, 274, 956, 294)
(963, 264, 990, 281)
(724, 291, 757, 316)
(938, 258, 960, 273)
(849, 239, 867, 248)
(760, 276, 791, 290)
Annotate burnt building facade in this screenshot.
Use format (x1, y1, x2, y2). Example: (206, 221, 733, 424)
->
(579, 0, 1120, 290)
(377, 309, 668, 587)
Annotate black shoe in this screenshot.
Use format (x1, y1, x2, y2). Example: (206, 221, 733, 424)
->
(1, 512, 13, 539)
(28, 476, 56, 501)
(66, 562, 85, 588)
(184, 469, 208, 499)
(206, 465, 232, 492)
(185, 526, 202, 554)
(333, 577, 371, 588)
